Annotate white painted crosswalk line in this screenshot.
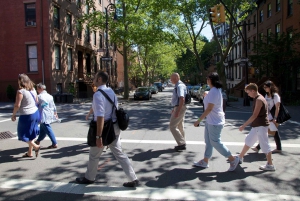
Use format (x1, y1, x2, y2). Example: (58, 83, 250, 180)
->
(0, 178, 299, 201)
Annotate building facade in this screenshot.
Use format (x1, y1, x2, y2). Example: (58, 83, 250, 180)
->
(0, 0, 122, 101)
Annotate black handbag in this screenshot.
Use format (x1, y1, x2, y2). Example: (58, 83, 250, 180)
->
(87, 119, 116, 146)
(270, 102, 291, 124)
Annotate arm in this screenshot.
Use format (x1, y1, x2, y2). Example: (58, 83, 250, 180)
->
(174, 97, 185, 118)
(11, 91, 23, 121)
(96, 116, 104, 148)
(272, 102, 280, 123)
(86, 107, 93, 120)
(194, 103, 214, 126)
(239, 100, 263, 131)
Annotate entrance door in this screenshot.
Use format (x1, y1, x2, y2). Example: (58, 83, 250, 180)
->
(86, 53, 91, 73)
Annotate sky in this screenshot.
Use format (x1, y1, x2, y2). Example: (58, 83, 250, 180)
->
(199, 22, 213, 41)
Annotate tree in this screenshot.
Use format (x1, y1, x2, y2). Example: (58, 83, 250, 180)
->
(208, 0, 255, 90)
(251, 31, 300, 95)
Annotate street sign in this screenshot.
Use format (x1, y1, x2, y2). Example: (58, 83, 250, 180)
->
(101, 57, 112, 61)
(241, 58, 248, 62)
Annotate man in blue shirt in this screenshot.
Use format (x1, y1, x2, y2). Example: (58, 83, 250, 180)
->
(170, 73, 187, 151)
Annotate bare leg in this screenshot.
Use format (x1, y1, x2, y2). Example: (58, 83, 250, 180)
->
(239, 144, 250, 158)
(266, 152, 273, 165)
(203, 157, 209, 163)
(228, 155, 235, 162)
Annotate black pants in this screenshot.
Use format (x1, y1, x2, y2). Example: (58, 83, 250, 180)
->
(256, 131, 282, 150)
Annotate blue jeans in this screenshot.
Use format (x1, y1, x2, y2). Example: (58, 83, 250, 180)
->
(204, 122, 231, 159)
(37, 123, 57, 145)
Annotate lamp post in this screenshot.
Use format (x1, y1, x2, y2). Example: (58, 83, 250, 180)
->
(104, 3, 116, 87)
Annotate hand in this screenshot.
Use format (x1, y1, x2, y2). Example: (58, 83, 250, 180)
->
(194, 120, 200, 127)
(85, 114, 90, 121)
(96, 138, 103, 148)
(239, 125, 245, 132)
(54, 114, 58, 119)
(11, 115, 16, 122)
(272, 119, 277, 124)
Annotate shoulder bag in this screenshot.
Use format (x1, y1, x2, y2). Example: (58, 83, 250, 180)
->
(270, 99, 291, 124)
(87, 90, 116, 147)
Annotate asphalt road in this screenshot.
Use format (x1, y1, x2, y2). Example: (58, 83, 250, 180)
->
(0, 87, 300, 201)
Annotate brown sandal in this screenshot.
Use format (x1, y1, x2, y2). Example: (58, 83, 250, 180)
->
(47, 145, 58, 149)
(22, 153, 33, 158)
(35, 147, 40, 157)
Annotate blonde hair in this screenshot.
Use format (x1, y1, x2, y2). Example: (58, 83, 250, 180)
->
(244, 83, 258, 92)
(18, 74, 35, 90)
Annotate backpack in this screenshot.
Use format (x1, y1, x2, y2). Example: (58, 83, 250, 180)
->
(98, 89, 129, 131)
(175, 84, 191, 104)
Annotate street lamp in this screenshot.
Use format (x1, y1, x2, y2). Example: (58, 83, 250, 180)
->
(104, 3, 116, 87)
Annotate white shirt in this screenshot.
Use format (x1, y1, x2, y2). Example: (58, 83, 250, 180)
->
(265, 93, 280, 120)
(92, 85, 118, 122)
(204, 87, 225, 125)
(18, 89, 38, 115)
(38, 90, 57, 124)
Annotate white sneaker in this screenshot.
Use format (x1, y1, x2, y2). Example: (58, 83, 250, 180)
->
(228, 156, 239, 171)
(193, 160, 209, 168)
(259, 163, 276, 171)
(239, 156, 243, 164)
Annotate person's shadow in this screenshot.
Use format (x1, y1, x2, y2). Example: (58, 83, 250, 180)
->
(131, 149, 176, 162)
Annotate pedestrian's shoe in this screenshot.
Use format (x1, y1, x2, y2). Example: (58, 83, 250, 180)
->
(193, 160, 209, 168)
(259, 163, 276, 171)
(251, 147, 259, 153)
(75, 177, 94, 184)
(123, 180, 139, 187)
(238, 156, 243, 164)
(174, 144, 186, 151)
(272, 149, 282, 154)
(228, 156, 239, 171)
(35, 141, 40, 145)
(47, 144, 58, 149)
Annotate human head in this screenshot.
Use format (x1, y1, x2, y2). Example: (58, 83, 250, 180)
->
(18, 73, 35, 90)
(244, 83, 258, 98)
(93, 71, 109, 86)
(263, 80, 278, 97)
(170, 73, 180, 84)
(207, 72, 222, 89)
(36, 83, 46, 94)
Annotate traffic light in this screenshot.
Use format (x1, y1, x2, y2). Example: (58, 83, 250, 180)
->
(209, 5, 218, 23)
(219, 4, 225, 23)
(209, 4, 226, 24)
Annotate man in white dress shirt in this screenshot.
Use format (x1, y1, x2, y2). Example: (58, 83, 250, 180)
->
(75, 71, 139, 187)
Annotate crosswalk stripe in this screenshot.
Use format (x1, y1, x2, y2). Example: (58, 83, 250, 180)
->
(0, 177, 299, 201)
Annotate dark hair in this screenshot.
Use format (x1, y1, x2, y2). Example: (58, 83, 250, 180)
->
(96, 71, 109, 84)
(264, 80, 279, 98)
(208, 72, 222, 89)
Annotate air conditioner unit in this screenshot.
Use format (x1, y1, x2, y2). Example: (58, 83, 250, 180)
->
(26, 21, 36, 26)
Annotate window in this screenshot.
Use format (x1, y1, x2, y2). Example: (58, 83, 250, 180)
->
(85, 4, 89, 14)
(267, 28, 271, 44)
(66, 14, 72, 35)
(56, 83, 62, 94)
(85, 27, 90, 43)
(27, 45, 38, 72)
(53, 6, 60, 29)
(76, 0, 81, 8)
(276, 0, 280, 12)
(98, 0, 101, 4)
(25, 3, 36, 26)
(99, 33, 103, 48)
(77, 21, 82, 39)
(94, 56, 97, 72)
(253, 15, 256, 28)
(93, 31, 96, 46)
(247, 39, 251, 50)
(253, 36, 256, 49)
(259, 33, 264, 41)
(100, 58, 103, 70)
(67, 48, 72, 71)
(259, 10, 263, 23)
(275, 23, 280, 39)
(248, 20, 250, 31)
(287, 0, 293, 16)
(54, 44, 61, 70)
(114, 61, 117, 76)
(267, 4, 271, 18)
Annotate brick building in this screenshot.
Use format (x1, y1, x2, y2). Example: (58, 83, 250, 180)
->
(0, 0, 123, 102)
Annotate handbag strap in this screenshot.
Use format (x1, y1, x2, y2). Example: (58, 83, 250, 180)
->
(29, 91, 38, 106)
(97, 89, 116, 118)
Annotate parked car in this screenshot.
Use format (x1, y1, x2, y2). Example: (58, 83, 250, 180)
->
(199, 85, 210, 103)
(149, 85, 158, 94)
(195, 87, 203, 100)
(191, 85, 201, 98)
(199, 85, 228, 112)
(187, 85, 194, 95)
(153, 82, 163, 92)
(134, 87, 152, 100)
